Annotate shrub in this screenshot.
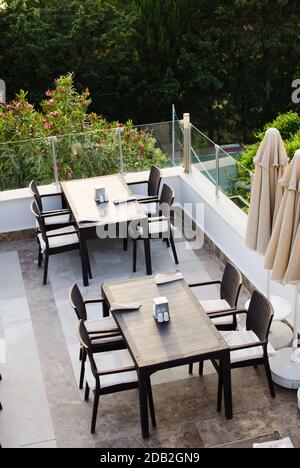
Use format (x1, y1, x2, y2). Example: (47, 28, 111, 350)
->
(0, 74, 168, 190)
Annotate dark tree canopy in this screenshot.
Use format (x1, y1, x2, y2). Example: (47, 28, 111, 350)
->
(0, 0, 300, 141)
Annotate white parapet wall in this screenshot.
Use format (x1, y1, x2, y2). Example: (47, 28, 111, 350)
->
(0, 167, 296, 325)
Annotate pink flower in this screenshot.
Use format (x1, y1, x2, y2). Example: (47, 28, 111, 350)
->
(27, 104, 33, 110)
(29, 132, 33, 137)
(139, 143, 145, 150)
(43, 120, 51, 130)
(46, 90, 52, 97)
(60, 87, 66, 93)
(50, 111, 59, 117)
(82, 124, 89, 129)
(137, 152, 143, 160)
(47, 99, 54, 105)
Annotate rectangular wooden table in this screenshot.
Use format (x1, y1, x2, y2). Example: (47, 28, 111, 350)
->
(102, 275, 232, 439)
(61, 174, 148, 286)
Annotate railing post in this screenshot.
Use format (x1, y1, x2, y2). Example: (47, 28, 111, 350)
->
(116, 127, 125, 175)
(172, 104, 175, 166)
(215, 144, 220, 198)
(183, 113, 191, 174)
(48, 136, 60, 192)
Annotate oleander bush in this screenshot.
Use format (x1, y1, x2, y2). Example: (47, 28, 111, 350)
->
(0, 74, 168, 190)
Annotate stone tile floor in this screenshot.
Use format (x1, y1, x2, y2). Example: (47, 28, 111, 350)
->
(0, 235, 299, 448)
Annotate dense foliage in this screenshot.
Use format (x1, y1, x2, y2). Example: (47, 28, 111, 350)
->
(1, 0, 300, 141)
(0, 74, 167, 189)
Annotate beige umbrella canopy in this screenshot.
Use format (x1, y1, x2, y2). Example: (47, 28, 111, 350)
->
(265, 150, 300, 283)
(245, 128, 289, 255)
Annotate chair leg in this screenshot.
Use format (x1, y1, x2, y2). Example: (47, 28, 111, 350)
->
(38, 247, 43, 267)
(79, 347, 83, 362)
(79, 349, 86, 390)
(43, 254, 49, 285)
(123, 238, 128, 252)
(144, 238, 152, 275)
(264, 357, 276, 398)
(91, 393, 100, 434)
(199, 361, 204, 376)
(84, 382, 90, 402)
(217, 372, 223, 413)
(169, 231, 179, 265)
(86, 251, 92, 280)
(147, 377, 156, 428)
(189, 363, 193, 375)
(165, 239, 170, 248)
(133, 240, 137, 273)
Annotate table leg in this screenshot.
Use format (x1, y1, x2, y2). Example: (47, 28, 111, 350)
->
(221, 351, 233, 420)
(80, 233, 89, 287)
(138, 369, 150, 439)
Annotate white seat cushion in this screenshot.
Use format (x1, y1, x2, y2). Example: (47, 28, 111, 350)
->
(38, 226, 78, 253)
(221, 330, 276, 364)
(85, 316, 118, 334)
(45, 213, 71, 225)
(86, 349, 137, 389)
(142, 203, 158, 216)
(200, 299, 231, 313)
(200, 299, 233, 326)
(137, 217, 170, 237)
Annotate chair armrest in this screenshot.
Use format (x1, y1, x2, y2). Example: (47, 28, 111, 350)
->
(97, 366, 136, 377)
(40, 192, 62, 198)
(229, 341, 267, 352)
(90, 332, 122, 341)
(209, 309, 247, 319)
(42, 208, 70, 215)
(148, 215, 169, 223)
(40, 210, 70, 219)
(127, 180, 148, 186)
(84, 299, 104, 305)
(189, 280, 221, 288)
(139, 197, 159, 204)
(47, 230, 78, 238)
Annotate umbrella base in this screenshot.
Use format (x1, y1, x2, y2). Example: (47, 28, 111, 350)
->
(270, 348, 300, 389)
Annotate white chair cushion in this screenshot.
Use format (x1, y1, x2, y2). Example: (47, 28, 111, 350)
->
(45, 214, 71, 226)
(137, 217, 170, 236)
(142, 203, 158, 216)
(200, 299, 233, 326)
(38, 226, 78, 253)
(200, 299, 231, 313)
(85, 316, 118, 334)
(86, 349, 137, 390)
(212, 315, 234, 326)
(221, 330, 276, 364)
(0, 338, 6, 364)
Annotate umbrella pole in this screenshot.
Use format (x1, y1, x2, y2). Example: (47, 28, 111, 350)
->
(291, 286, 300, 359)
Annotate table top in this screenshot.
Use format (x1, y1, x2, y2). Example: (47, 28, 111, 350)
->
(61, 174, 147, 228)
(102, 275, 228, 369)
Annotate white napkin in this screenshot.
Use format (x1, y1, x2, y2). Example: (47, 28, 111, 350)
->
(155, 272, 184, 285)
(253, 438, 294, 449)
(78, 216, 100, 224)
(113, 196, 137, 205)
(110, 303, 141, 312)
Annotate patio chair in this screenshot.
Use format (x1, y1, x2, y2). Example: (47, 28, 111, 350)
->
(29, 180, 71, 230)
(78, 320, 156, 434)
(127, 165, 162, 214)
(31, 201, 92, 285)
(189, 263, 242, 375)
(129, 184, 179, 275)
(212, 291, 276, 411)
(69, 283, 126, 389)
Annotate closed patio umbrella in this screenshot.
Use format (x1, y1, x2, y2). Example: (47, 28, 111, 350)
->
(265, 150, 300, 389)
(245, 128, 289, 255)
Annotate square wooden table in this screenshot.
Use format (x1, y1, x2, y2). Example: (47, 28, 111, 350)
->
(61, 174, 148, 286)
(101, 275, 233, 439)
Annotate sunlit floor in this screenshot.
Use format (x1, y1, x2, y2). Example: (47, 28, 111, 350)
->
(0, 233, 299, 448)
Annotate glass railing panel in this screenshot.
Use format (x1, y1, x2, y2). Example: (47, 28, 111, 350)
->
(218, 147, 251, 211)
(0, 137, 54, 191)
(190, 124, 217, 186)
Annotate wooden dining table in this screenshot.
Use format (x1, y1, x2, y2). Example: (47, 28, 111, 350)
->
(101, 274, 233, 439)
(61, 174, 148, 286)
